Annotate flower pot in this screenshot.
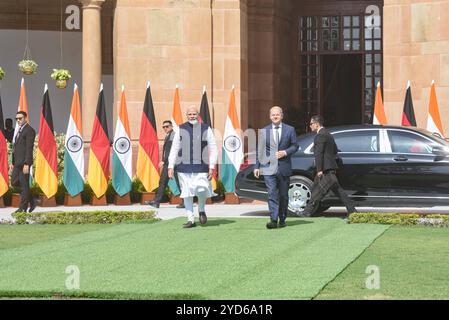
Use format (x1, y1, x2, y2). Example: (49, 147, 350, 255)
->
(21, 66, 34, 75)
(56, 79, 67, 89)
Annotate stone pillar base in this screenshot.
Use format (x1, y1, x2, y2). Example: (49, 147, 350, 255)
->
(64, 194, 82, 206)
(140, 192, 156, 205)
(39, 195, 56, 207)
(90, 195, 107, 206)
(225, 193, 240, 204)
(114, 193, 131, 205)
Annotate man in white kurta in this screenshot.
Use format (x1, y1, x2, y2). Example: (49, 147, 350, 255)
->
(168, 106, 218, 228)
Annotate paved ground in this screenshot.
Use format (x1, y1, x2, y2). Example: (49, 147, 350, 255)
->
(1, 201, 449, 223)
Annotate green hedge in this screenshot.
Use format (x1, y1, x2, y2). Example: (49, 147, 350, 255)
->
(11, 210, 158, 225)
(349, 213, 449, 227)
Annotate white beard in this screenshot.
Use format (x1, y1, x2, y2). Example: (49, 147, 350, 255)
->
(189, 120, 198, 125)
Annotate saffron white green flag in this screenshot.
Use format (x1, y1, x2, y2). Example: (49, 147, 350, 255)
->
(63, 84, 84, 196)
(112, 86, 132, 196)
(220, 87, 243, 192)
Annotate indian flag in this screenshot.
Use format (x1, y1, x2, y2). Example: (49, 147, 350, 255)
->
(427, 81, 445, 138)
(373, 82, 387, 125)
(112, 86, 132, 196)
(220, 87, 243, 193)
(171, 85, 183, 133)
(63, 84, 84, 196)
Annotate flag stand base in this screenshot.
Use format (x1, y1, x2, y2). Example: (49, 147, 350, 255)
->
(225, 193, 240, 204)
(39, 195, 56, 207)
(64, 194, 82, 206)
(206, 198, 213, 204)
(90, 195, 107, 206)
(0, 197, 5, 208)
(169, 195, 182, 205)
(11, 193, 20, 208)
(114, 193, 131, 205)
(140, 192, 156, 205)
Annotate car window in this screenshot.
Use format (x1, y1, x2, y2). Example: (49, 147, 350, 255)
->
(387, 130, 433, 154)
(333, 130, 380, 153)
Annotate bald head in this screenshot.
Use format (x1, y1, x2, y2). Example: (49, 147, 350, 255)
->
(270, 106, 284, 126)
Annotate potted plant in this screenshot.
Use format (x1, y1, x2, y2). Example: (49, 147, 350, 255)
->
(51, 69, 71, 89)
(18, 59, 38, 75)
(0, 67, 5, 80)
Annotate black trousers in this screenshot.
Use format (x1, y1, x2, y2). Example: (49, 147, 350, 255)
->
(11, 166, 34, 211)
(154, 166, 182, 203)
(309, 170, 355, 214)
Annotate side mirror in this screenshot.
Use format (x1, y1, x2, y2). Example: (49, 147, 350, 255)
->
(432, 146, 448, 156)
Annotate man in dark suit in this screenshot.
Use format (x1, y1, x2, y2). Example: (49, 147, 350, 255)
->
(4, 118, 14, 143)
(254, 106, 299, 229)
(302, 115, 356, 218)
(145, 120, 184, 208)
(10, 111, 36, 213)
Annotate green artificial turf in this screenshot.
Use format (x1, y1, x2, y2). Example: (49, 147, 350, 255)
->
(0, 224, 115, 250)
(0, 218, 388, 300)
(315, 226, 449, 300)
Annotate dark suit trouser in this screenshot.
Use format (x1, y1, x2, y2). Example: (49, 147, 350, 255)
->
(310, 171, 355, 214)
(11, 166, 34, 211)
(154, 165, 169, 203)
(263, 172, 290, 224)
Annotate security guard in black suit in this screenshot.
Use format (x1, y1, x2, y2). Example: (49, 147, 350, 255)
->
(11, 111, 36, 213)
(145, 120, 184, 208)
(302, 115, 356, 217)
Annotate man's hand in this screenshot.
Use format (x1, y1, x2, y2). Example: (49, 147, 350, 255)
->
(23, 165, 29, 175)
(317, 171, 323, 178)
(253, 169, 260, 179)
(159, 161, 164, 169)
(276, 150, 287, 159)
(9, 164, 13, 174)
(207, 169, 214, 181)
(168, 168, 174, 179)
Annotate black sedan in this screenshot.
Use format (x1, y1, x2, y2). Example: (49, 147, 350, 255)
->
(235, 125, 449, 215)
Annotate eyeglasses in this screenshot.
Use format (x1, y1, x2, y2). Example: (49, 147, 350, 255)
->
(162, 125, 170, 129)
(15, 117, 24, 121)
(309, 122, 315, 126)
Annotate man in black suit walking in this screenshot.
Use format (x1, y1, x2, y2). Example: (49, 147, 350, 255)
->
(10, 111, 36, 213)
(302, 115, 356, 218)
(145, 120, 184, 208)
(254, 106, 299, 229)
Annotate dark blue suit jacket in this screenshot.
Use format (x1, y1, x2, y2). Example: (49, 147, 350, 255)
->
(256, 123, 299, 176)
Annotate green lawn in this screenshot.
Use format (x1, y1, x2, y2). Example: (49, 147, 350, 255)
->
(315, 226, 449, 300)
(0, 218, 387, 300)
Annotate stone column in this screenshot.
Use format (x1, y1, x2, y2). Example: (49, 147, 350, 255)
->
(79, 0, 105, 141)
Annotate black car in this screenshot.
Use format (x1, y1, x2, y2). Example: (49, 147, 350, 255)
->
(235, 125, 449, 215)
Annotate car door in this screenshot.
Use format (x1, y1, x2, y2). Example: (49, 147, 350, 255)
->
(385, 129, 449, 204)
(332, 129, 392, 204)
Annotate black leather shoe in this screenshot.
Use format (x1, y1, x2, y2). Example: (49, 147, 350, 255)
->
(266, 221, 278, 229)
(278, 222, 287, 228)
(13, 208, 26, 214)
(199, 212, 207, 225)
(145, 201, 160, 208)
(176, 203, 185, 209)
(183, 221, 196, 228)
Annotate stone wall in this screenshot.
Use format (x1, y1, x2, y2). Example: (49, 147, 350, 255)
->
(384, 0, 449, 135)
(113, 0, 248, 142)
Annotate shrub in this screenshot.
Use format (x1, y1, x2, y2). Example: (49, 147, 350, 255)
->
(11, 210, 158, 225)
(0, 67, 5, 80)
(349, 212, 449, 228)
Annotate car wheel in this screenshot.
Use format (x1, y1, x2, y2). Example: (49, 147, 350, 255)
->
(287, 176, 313, 216)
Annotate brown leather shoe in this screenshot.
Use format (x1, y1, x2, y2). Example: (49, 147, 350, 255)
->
(199, 212, 207, 225)
(183, 221, 196, 228)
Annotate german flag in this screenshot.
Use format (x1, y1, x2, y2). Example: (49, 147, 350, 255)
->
(136, 82, 159, 192)
(402, 81, 417, 127)
(88, 84, 110, 198)
(0, 92, 9, 197)
(35, 85, 58, 198)
(198, 87, 217, 190)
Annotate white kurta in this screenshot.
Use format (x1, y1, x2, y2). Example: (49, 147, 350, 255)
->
(168, 124, 218, 199)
